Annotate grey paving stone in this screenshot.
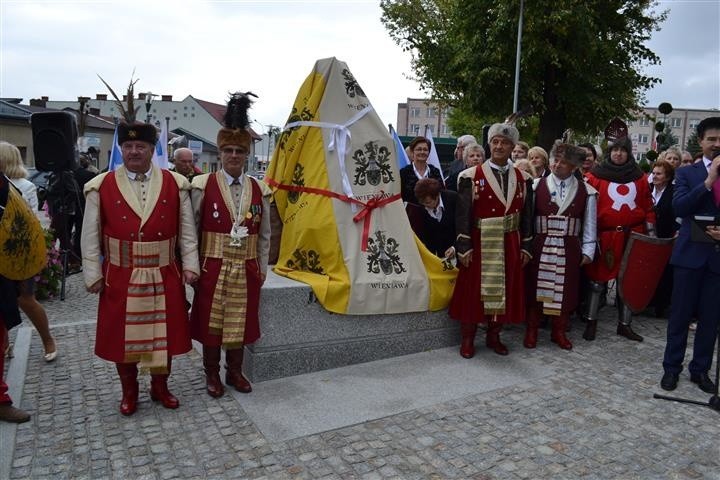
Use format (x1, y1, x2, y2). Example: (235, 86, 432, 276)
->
(3, 274, 719, 479)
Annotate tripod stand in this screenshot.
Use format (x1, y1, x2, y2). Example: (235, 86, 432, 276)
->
(653, 327, 720, 413)
(47, 171, 83, 301)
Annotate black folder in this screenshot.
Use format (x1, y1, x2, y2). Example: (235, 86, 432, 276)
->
(691, 215, 719, 243)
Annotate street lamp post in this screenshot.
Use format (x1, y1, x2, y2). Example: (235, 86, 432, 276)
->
(144, 92, 154, 123)
(265, 125, 277, 171)
(512, 0, 525, 113)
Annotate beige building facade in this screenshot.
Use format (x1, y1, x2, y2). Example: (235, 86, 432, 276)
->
(628, 106, 719, 158)
(396, 98, 453, 138)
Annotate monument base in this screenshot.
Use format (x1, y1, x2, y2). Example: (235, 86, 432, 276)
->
(244, 271, 459, 382)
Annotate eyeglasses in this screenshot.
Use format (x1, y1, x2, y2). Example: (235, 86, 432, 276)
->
(222, 147, 248, 156)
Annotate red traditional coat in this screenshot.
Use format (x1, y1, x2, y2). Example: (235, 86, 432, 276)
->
(190, 173, 263, 346)
(95, 171, 191, 362)
(526, 178, 588, 314)
(584, 173, 655, 281)
(449, 164, 527, 324)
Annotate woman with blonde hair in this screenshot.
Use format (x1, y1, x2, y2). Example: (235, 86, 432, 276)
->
(658, 146, 682, 170)
(527, 146, 549, 177)
(0, 141, 57, 362)
(0, 142, 37, 210)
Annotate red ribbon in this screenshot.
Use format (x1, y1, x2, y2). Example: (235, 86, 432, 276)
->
(266, 176, 401, 251)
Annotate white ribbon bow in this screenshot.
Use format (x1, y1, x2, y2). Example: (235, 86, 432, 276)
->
(284, 105, 374, 211)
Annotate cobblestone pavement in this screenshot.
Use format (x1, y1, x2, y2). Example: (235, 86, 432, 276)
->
(3, 274, 720, 479)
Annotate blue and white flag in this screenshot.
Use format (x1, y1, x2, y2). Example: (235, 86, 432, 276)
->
(152, 122, 169, 169)
(389, 124, 410, 170)
(107, 124, 123, 172)
(424, 125, 445, 183)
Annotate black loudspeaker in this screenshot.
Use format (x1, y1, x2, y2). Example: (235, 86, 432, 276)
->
(31, 111, 79, 172)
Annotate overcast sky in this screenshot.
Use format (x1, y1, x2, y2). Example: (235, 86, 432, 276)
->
(1, 0, 718, 134)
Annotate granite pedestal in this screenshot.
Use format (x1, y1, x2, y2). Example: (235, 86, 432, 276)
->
(244, 271, 459, 382)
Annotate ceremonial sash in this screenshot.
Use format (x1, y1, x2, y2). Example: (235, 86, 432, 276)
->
(478, 212, 520, 314)
(201, 231, 258, 348)
(105, 235, 175, 372)
(535, 216, 580, 316)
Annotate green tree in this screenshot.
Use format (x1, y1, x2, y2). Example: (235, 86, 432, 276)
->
(381, 0, 666, 150)
(686, 131, 701, 157)
(655, 124, 678, 153)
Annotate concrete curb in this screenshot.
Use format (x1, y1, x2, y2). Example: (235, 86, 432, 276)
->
(0, 326, 32, 480)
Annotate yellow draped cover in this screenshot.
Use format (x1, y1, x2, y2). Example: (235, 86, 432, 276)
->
(266, 57, 455, 314)
(0, 186, 46, 280)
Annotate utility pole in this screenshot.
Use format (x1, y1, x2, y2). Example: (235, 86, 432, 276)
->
(512, 0, 525, 113)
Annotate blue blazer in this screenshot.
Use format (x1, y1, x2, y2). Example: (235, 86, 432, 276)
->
(671, 161, 720, 271)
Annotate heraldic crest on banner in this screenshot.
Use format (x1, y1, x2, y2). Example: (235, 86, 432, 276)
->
(265, 57, 456, 314)
(353, 141, 394, 187)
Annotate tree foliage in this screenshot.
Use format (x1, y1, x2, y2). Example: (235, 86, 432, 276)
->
(686, 131, 701, 157)
(655, 124, 678, 153)
(380, 0, 667, 149)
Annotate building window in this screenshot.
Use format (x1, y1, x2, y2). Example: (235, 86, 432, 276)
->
(184, 106, 188, 110)
(425, 124, 435, 135)
(639, 117, 650, 127)
(173, 116, 177, 120)
(410, 107, 420, 118)
(671, 117, 681, 128)
(426, 107, 437, 117)
(626, 119, 634, 126)
(191, 106, 195, 110)
(638, 134, 649, 144)
(173, 109, 177, 113)
(183, 113, 187, 117)
(410, 124, 420, 134)
(689, 118, 700, 130)
(152, 109, 157, 113)
(441, 124, 449, 135)
(191, 113, 195, 118)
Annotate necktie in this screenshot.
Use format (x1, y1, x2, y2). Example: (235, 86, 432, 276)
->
(560, 180, 565, 201)
(713, 178, 720, 207)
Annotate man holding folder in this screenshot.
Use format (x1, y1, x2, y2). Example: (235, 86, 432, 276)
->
(661, 117, 720, 393)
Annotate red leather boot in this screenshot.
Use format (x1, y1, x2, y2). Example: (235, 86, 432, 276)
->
(551, 314, 573, 350)
(523, 306, 540, 349)
(459, 323, 478, 359)
(225, 348, 252, 393)
(486, 321, 508, 356)
(116, 363, 139, 416)
(203, 346, 224, 398)
(150, 358, 179, 409)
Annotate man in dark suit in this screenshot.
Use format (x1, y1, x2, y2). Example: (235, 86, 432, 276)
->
(661, 117, 720, 393)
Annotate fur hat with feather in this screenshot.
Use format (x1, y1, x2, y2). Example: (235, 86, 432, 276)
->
(217, 91, 257, 151)
(98, 74, 157, 145)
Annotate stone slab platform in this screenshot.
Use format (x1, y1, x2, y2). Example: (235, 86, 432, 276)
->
(235, 346, 554, 442)
(244, 271, 459, 382)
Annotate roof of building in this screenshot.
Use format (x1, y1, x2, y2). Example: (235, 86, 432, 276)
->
(192, 96, 262, 141)
(0, 98, 114, 130)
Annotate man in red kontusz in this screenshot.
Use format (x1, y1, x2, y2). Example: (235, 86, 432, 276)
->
(524, 142, 597, 350)
(449, 122, 534, 357)
(583, 120, 656, 342)
(190, 92, 271, 397)
(82, 113, 199, 416)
